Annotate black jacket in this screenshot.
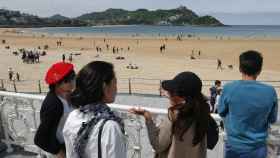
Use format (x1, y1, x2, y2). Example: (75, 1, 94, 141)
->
(34, 92, 65, 154)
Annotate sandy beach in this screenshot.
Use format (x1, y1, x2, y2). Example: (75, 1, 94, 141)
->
(0, 28, 279, 95)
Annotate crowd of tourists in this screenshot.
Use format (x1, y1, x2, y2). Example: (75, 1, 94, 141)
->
(34, 50, 278, 158)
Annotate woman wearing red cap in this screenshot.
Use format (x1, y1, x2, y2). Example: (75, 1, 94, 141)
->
(34, 62, 76, 158)
(130, 72, 211, 158)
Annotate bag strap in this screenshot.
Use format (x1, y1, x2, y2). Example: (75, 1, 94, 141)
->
(98, 119, 109, 158)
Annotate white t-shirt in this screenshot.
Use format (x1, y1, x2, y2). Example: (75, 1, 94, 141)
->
(214, 94, 221, 113)
(56, 96, 73, 144)
(63, 109, 127, 158)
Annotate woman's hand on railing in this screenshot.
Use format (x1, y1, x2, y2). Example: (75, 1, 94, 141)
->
(129, 107, 153, 121)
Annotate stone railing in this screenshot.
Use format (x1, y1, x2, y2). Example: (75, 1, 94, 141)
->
(0, 91, 279, 158)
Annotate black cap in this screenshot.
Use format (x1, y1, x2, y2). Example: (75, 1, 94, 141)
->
(162, 71, 202, 98)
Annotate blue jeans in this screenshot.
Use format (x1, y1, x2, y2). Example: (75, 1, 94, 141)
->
(225, 143, 267, 158)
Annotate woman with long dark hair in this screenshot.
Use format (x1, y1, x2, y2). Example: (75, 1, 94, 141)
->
(130, 71, 209, 158)
(63, 61, 127, 158)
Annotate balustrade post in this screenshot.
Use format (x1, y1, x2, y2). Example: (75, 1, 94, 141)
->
(159, 80, 162, 97)
(13, 80, 17, 93)
(128, 78, 132, 95)
(38, 80, 42, 94)
(0, 79, 4, 89)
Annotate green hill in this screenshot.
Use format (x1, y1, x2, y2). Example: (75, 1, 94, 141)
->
(76, 6, 224, 26)
(0, 9, 87, 27)
(0, 6, 224, 27)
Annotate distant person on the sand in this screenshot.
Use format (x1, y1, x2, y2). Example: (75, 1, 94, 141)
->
(62, 54, 66, 62)
(217, 59, 222, 70)
(57, 41, 62, 47)
(2, 39, 6, 44)
(8, 67, 13, 81)
(218, 50, 278, 158)
(160, 44, 166, 53)
(113, 46, 116, 54)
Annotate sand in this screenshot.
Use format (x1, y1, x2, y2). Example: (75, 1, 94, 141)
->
(0, 28, 279, 96)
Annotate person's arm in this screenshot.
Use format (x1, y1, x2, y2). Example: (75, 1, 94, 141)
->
(129, 108, 172, 152)
(217, 88, 229, 117)
(145, 118, 172, 153)
(34, 97, 64, 154)
(101, 121, 127, 158)
(269, 89, 278, 124)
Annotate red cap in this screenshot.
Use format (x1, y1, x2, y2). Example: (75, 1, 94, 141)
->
(45, 62, 74, 85)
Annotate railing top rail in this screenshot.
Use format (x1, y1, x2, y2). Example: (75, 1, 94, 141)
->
(0, 91, 45, 100)
(0, 90, 167, 114)
(0, 91, 223, 120)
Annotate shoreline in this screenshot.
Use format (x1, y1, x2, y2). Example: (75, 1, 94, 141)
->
(2, 28, 280, 41)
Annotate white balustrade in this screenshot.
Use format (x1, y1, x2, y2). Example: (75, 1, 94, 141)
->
(0, 91, 279, 158)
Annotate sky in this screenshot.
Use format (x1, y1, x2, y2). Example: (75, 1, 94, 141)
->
(1, 0, 280, 25)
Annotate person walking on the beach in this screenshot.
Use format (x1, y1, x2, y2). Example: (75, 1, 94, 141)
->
(8, 67, 13, 81)
(218, 50, 278, 158)
(57, 41, 62, 47)
(217, 59, 222, 70)
(130, 72, 210, 158)
(34, 62, 76, 158)
(63, 61, 127, 158)
(62, 54, 66, 62)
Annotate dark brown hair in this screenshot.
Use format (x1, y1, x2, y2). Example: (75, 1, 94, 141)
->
(168, 92, 209, 146)
(70, 61, 115, 108)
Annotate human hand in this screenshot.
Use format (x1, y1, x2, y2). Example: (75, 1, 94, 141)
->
(129, 107, 152, 121)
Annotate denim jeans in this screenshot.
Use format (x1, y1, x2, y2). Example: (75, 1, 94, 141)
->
(225, 143, 267, 158)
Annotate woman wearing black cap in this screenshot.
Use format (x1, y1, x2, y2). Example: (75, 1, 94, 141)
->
(130, 72, 209, 158)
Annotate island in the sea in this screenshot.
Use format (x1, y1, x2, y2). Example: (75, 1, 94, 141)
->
(0, 6, 224, 27)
